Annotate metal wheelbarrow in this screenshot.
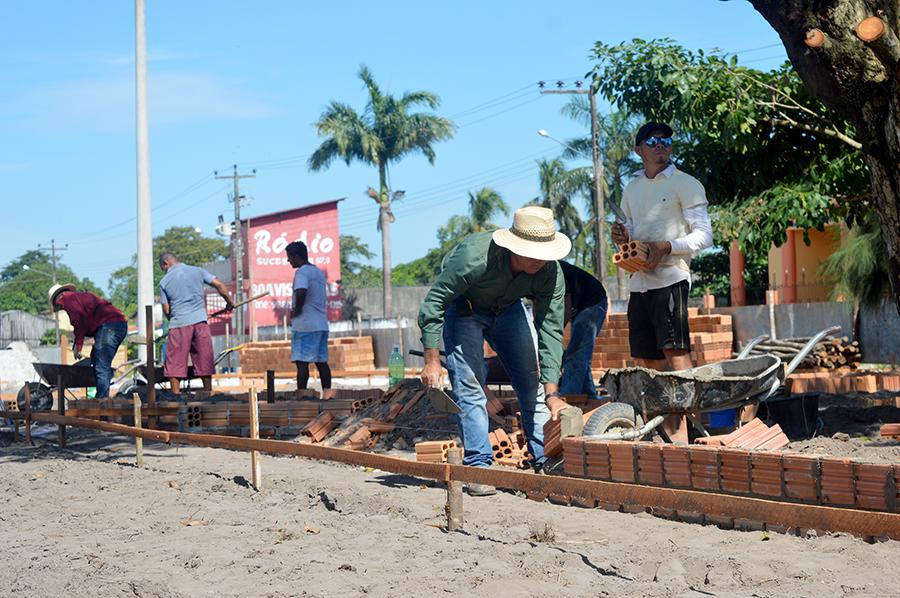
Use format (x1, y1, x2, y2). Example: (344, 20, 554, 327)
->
(583, 326, 840, 441)
(17, 361, 98, 411)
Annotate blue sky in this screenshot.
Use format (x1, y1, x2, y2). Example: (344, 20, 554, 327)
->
(1, 1, 787, 292)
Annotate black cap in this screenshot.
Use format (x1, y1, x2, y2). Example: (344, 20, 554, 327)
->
(635, 122, 674, 146)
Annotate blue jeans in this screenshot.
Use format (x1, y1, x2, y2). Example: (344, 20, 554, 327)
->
(91, 321, 127, 398)
(559, 303, 607, 400)
(443, 298, 550, 467)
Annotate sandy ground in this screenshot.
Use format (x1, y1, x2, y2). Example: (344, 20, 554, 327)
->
(1, 429, 898, 598)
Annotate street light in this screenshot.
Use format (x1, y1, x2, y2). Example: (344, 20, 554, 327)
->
(537, 129, 580, 154)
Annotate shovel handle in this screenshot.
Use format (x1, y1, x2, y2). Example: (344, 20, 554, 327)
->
(210, 292, 271, 318)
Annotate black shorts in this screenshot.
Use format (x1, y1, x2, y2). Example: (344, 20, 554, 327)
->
(627, 280, 691, 360)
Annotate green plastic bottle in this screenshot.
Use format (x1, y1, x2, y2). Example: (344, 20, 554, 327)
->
(388, 343, 405, 387)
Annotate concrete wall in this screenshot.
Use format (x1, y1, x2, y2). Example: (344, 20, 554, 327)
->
(859, 301, 900, 365)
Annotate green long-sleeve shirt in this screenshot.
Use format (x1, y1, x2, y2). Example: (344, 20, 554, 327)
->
(417, 231, 565, 384)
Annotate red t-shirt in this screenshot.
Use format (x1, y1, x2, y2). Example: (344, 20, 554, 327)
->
(57, 292, 126, 351)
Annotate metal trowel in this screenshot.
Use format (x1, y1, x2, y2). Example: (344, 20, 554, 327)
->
(425, 387, 461, 414)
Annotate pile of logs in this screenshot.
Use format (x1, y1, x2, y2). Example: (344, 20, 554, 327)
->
(740, 336, 861, 370)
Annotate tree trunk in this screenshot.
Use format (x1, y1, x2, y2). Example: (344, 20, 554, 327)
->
(750, 0, 900, 316)
(378, 163, 393, 316)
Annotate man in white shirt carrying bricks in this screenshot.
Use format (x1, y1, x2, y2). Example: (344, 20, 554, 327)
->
(611, 121, 713, 443)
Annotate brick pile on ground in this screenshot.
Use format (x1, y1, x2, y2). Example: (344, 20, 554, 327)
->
(787, 369, 900, 395)
(566, 309, 733, 371)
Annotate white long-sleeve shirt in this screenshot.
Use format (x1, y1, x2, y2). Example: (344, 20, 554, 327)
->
(622, 165, 713, 293)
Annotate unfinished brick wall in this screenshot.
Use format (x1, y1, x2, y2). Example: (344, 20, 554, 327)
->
(239, 336, 375, 374)
(561, 437, 900, 514)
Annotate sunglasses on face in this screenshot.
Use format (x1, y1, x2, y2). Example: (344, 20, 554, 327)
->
(643, 136, 673, 148)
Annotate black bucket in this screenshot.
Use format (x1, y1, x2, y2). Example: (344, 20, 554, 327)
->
(758, 394, 820, 439)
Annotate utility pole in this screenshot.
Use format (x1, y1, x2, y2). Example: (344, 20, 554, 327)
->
(135, 0, 154, 362)
(540, 83, 608, 283)
(37, 239, 68, 346)
(215, 165, 255, 342)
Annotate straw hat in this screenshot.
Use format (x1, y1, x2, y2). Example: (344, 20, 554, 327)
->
(492, 206, 571, 261)
(48, 283, 76, 310)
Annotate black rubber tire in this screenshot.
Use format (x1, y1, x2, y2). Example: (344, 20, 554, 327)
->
(116, 380, 147, 399)
(17, 382, 54, 411)
(582, 402, 643, 437)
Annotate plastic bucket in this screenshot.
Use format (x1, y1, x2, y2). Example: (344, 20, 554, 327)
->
(708, 408, 736, 428)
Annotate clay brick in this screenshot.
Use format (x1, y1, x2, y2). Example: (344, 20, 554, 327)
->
(607, 441, 636, 483)
(750, 452, 783, 498)
(855, 463, 891, 511)
(706, 514, 734, 529)
(689, 445, 720, 491)
(661, 445, 692, 488)
(562, 436, 585, 477)
(720, 448, 751, 494)
(584, 440, 611, 480)
(820, 457, 856, 506)
(637, 443, 664, 486)
(734, 518, 766, 532)
(677, 511, 706, 525)
(570, 496, 597, 509)
(543, 417, 562, 458)
(783, 454, 820, 502)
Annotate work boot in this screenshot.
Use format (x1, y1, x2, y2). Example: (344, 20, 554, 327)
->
(466, 482, 497, 496)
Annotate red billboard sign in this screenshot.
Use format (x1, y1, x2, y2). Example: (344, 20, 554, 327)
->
(243, 200, 342, 328)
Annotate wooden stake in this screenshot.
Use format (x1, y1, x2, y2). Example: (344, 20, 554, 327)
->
(23, 383, 32, 446)
(57, 374, 66, 448)
(144, 305, 157, 427)
(130, 393, 144, 466)
(266, 370, 275, 404)
(446, 447, 463, 531)
(249, 388, 261, 490)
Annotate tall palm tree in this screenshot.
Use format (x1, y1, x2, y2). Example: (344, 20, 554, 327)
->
(308, 65, 455, 315)
(437, 186, 509, 249)
(533, 159, 583, 260)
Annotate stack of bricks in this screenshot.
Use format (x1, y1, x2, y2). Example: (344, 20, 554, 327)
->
(327, 336, 376, 371)
(881, 423, 900, 440)
(239, 336, 376, 374)
(566, 309, 734, 371)
(561, 437, 900, 513)
(490, 428, 532, 469)
(415, 440, 458, 463)
(695, 417, 789, 450)
(787, 370, 900, 395)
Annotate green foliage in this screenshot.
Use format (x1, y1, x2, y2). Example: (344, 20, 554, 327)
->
(339, 235, 383, 288)
(107, 226, 228, 316)
(587, 39, 870, 253)
(0, 250, 103, 314)
(40, 328, 59, 346)
(820, 213, 890, 307)
(690, 247, 768, 305)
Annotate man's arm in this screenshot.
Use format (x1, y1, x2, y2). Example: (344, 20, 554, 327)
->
(292, 288, 307, 319)
(209, 278, 235, 309)
(418, 240, 481, 387)
(531, 264, 567, 418)
(668, 204, 713, 255)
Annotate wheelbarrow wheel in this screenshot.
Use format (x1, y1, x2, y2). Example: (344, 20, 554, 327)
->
(583, 402, 644, 438)
(17, 382, 54, 412)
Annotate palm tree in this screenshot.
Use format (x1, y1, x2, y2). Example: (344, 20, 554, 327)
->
(437, 186, 509, 250)
(308, 65, 455, 315)
(560, 101, 640, 293)
(533, 159, 583, 261)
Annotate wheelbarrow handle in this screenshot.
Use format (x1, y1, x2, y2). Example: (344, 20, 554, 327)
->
(737, 335, 769, 360)
(783, 325, 841, 377)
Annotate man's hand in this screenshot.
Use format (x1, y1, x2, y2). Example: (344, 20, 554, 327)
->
(547, 394, 568, 421)
(224, 298, 235, 311)
(643, 241, 672, 271)
(611, 222, 629, 247)
(73, 346, 83, 360)
(419, 348, 443, 388)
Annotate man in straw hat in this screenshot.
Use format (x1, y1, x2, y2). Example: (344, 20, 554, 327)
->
(49, 283, 128, 398)
(419, 206, 571, 496)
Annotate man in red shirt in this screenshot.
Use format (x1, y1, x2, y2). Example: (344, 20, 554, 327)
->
(49, 284, 128, 398)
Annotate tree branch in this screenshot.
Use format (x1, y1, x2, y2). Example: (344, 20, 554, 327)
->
(764, 117, 863, 150)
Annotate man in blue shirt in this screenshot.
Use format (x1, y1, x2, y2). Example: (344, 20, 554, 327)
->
(159, 253, 234, 393)
(286, 241, 331, 394)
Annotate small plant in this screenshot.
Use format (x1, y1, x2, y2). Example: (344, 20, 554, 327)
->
(528, 522, 557, 543)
